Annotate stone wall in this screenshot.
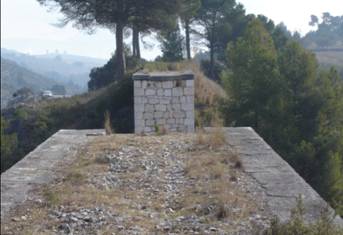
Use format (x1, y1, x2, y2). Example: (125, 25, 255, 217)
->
(133, 72, 195, 134)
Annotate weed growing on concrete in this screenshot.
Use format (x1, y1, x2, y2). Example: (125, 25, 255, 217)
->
(104, 110, 113, 135)
(42, 187, 60, 207)
(263, 196, 343, 235)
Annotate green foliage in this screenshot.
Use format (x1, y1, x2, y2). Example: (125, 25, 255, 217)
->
(222, 19, 283, 138)
(179, 0, 201, 59)
(88, 53, 144, 91)
(38, 0, 181, 78)
(264, 197, 343, 235)
(221, 19, 343, 216)
(1, 77, 134, 173)
(1, 117, 18, 171)
(302, 13, 343, 49)
(200, 60, 226, 81)
(158, 25, 184, 62)
(196, 0, 246, 79)
(50, 84, 66, 95)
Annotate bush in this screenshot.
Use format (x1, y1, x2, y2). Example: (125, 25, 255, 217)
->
(263, 197, 343, 235)
(1, 77, 134, 172)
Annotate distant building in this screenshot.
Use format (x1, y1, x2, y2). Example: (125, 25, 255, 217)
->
(42, 90, 53, 97)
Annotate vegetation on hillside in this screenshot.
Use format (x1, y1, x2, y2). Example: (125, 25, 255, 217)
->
(300, 13, 343, 79)
(302, 13, 343, 49)
(1, 78, 134, 172)
(221, 19, 343, 216)
(1, 58, 61, 108)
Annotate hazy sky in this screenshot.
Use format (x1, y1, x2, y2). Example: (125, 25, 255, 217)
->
(1, 0, 342, 60)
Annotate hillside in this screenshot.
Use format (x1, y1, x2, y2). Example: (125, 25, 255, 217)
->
(314, 50, 343, 78)
(1, 48, 106, 90)
(1, 58, 60, 108)
(1, 62, 225, 172)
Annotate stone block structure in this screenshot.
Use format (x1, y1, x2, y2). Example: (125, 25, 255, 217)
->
(133, 71, 195, 134)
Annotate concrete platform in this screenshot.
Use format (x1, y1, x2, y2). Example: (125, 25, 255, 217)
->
(1, 129, 105, 218)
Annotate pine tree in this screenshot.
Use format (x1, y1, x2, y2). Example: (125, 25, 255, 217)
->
(38, 0, 180, 78)
(159, 25, 184, 62)
(222, 19, 283, 141)
(179, 0, 201, 59)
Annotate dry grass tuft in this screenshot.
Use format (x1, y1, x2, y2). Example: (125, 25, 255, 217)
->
(143, 60, 226, 106)
(104, 110, 113, 135)
(42, 187, 60, 207)
(154, 124, 167, 135)
(183, 151, 255, 223)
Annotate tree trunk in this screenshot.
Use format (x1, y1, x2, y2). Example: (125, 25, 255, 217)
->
(210, 34, 215, 80)
(185, 19, 191, 60)
(132, 27, 141, 59)
(132, 28, 137, 57)
(136, 30, 141, 59)
(116, 22, 126, 79)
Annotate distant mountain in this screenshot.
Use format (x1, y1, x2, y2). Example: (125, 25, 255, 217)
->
(1, 58, 61, 108)
(1, 48, 107, 90)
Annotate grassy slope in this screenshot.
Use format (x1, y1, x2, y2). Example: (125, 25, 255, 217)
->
(314, 50, 343, 77)
(1, 58, 60, 107)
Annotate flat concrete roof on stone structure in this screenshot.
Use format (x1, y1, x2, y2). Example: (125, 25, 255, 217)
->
(1, 128, 342, 227)
(132, 71, 194, 81)
(220, 127, 342, 226)
(1, 129, 105, 218)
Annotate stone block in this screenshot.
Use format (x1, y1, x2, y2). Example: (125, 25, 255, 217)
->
(172, 87, 183, 96)
(176, 118, 184, 124)
(135, 118, 144, 127)
(184, 87, 194, 96)
(134, 81, 142, 88)
(142, 81, 147, 88)
(144, 126, 153, 133)
(184, 118, 194, 126)
(155, 82, 162, 88)
(172, 97, 180, 104)
(172, 104, 181, 111)
(143, 112, 153, 119)
(145, 89, 156, 96)
(167, 118, 175, 124)
(134, 111, 143, 119)
(180, 96, 187, 104)
(155, 104, 167, 112)
(182, 103, 193, 111)
(146, 119, 155, 126)
(134, 103, 144, 112)
(186, 96, 194, 104)
(164, 89, 172, 96)
(164, 112, 171, 119)
(156, 119, 166, 125)
(154, 112, 163, 118)
(134, 97, 144, 104)
(148, 98, 159, 104)
(135, 126, 144, 134)
(186, 111, 194, 119)
(186, 80, 194, 87)
(173, 111, 186, 118)
(145, 104, 154, 112)
(160, 98, 171, 104)
(134, 87, 144, 96)
(157, 89, 164, 96)
(162, 81, 173, 88)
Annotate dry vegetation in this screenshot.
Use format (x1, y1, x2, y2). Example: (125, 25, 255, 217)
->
(1, 132, 266, 234)
(143, 61, 227, 106)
